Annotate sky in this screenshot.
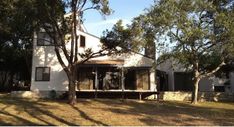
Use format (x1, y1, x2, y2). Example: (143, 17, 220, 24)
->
(83, 0, 154, 37)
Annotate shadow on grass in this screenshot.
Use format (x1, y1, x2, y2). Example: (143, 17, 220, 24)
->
(71, 106, 109, 126)
(91, 99, 234, 126)
(0, 95, 107, 126)
(0, 93, 234, 126)
(0, 95, 78, 126)
(0, 110, 37, 125)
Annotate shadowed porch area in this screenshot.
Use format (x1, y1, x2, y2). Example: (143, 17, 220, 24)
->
(77, 60, 152, 90)
(74, 60, 157, 99)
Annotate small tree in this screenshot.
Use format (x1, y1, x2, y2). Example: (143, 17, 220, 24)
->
(35, 0, 113, 105)
(147, 0, 234, 104)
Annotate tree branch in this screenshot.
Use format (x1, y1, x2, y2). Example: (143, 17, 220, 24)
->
(82, 6, 96, 12)
(54, 43, 69, 73)
(78, 0, 87, 11)
(77, 48, 109, 64)
(200, 61, 226, 78)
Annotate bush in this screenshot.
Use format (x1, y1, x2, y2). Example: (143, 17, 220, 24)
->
(49, 90, 57, 99)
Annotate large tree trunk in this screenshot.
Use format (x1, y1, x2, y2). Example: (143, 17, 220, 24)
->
(192, 71, 200, 104)
(67, 68, 77, 105)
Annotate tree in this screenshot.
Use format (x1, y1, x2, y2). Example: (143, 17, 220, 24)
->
(35, 0, 113, 105)
(101, 16, 159, 90)
(0, 0, 37, 91)
(101, 20, 142, 54)
(147, 0, 234, 104)
(101, 16, 158, 58)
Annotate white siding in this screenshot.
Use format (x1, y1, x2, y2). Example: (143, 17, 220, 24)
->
(31, 32, 68, 91)
(157, 58, 186, 91)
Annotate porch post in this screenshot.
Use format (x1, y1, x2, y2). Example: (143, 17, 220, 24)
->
(121, 67, 125, 99)
(95, 67, 98, 98)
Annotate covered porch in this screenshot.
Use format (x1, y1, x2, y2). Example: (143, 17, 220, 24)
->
(76, 60, 156, 99)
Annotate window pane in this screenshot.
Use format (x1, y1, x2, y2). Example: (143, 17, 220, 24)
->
(43, 73, 50, 81)
(43, 68, 50, 81)
(80, 35, 85, 47)
(36, 68, 43, 81)
(43, 68, 50, 73)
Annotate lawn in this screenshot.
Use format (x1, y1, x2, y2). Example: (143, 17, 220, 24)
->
(0, 93, 234, 126)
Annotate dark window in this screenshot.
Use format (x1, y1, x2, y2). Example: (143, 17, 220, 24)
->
(174, 72, 193, 91)
(35, 67, 50, 81)
(37, 32, 54, 46)
(80, 35, 86, 47)
(214, 86, 225, 92)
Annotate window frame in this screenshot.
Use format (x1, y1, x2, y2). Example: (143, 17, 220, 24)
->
(79, 35, 86, 47)
(35, 67, 51, 81)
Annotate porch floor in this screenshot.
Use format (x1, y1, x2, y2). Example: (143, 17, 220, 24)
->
(75, 90, 159, 100)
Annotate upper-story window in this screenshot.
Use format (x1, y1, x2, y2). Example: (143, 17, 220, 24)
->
(37, 32, 54, 46)
(80, 35, 86, 47)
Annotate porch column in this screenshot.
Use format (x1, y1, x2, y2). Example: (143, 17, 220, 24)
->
(95, 67, 98, 98)
(121, 67, 125, 90)
(150, 68, 156, 91)
(121, 67, 125, 99)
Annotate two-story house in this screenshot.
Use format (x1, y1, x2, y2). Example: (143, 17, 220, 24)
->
(30, 27, 157, 98)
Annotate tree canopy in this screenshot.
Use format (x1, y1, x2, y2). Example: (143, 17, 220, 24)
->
(147, 0, 234, 103)
(0, 0, 37, 91)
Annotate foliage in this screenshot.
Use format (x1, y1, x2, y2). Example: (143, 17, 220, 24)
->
(0, 0, 37, 91)
(49, 90, 57, 99)
(147, 0, 234, 103)
(101, 16, 157, 59)
(101, 20, 133, 54)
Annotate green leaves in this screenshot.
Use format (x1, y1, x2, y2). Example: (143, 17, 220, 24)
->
(101, 20, 132, 53)
(150, 0, 234, 64)
(101, 13, 158, 59)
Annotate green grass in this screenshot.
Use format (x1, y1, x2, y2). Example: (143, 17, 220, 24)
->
(0, 93, 234, 126)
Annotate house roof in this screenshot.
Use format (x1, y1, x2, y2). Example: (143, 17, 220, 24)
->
(85, 60, 124, 65)
(78, 30, 100, 39)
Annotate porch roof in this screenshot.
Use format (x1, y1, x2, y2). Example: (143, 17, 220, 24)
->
(84, 60, 124, 65)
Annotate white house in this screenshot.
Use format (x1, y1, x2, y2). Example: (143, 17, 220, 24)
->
(30, 28, 157, 97)
(157, 58, 234, 93)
